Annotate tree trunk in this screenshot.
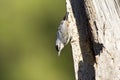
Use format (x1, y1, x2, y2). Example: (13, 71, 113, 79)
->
(66, 0, 120, 80)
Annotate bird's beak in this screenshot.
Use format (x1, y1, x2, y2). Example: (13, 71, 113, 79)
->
(58, 51, 61, 56)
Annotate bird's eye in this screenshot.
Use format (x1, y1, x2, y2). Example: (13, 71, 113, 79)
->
(55, 45, 59, 51)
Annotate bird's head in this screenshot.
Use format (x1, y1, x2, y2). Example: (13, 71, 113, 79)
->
(55, 39, 64, 56)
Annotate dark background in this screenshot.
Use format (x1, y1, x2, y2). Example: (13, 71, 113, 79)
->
(0, 0, 74, 80)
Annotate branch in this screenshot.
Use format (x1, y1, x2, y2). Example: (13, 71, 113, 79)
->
(66, 0, 82, 80)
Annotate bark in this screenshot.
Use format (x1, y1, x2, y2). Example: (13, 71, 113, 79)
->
(66, 0, 120, 80)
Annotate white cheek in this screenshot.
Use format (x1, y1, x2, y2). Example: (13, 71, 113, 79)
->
(56, 39, 60, 45)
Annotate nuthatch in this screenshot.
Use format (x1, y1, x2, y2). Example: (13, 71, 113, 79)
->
(55, 12, 71, 56)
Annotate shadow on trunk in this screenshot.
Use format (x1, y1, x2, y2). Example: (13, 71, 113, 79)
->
(70, 0, 104, 79)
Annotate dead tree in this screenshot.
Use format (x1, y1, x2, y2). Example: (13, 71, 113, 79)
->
(65, 0, 120, 80)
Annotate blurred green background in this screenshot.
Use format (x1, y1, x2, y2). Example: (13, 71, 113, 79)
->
(0, 0, 74, 80)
